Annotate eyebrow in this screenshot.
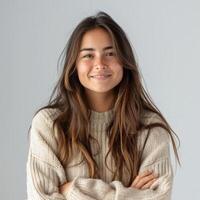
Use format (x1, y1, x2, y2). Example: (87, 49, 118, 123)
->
(79, 46, 113, 52)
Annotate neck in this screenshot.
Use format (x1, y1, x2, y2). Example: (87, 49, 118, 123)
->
(85, 90, 115, 112)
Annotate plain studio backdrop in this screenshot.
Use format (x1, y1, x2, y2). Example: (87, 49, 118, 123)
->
(0, 0, 199, 199)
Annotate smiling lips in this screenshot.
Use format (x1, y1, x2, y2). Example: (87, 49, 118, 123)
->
(89, 74, 112, 80)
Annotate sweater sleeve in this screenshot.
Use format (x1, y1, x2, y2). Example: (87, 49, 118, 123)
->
(27, 109, 99, 200)
(26, 109, 69, 200)
(27, 109, 174, 200)
(65, 126, 174, 200)
(109, 126, 174, 200)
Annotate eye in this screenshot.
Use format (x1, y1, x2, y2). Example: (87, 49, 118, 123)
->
(83, 54, 93, 59)
(106, 52, 116, 56)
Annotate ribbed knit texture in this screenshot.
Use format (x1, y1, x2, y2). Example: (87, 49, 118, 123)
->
(26, 108, 174, 200)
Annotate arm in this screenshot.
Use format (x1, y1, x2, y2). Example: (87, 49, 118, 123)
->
(27, 109, 173, 200)
(27, 109, 98, 200)
(115, 126, 174, 200)
(64, 126, 174, 200)
(26, 109, 68, 199)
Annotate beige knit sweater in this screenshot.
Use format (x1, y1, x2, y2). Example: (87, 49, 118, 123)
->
(26, 108, 174, 200)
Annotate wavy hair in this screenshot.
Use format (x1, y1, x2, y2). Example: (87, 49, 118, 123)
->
(28, 11, 180, 187)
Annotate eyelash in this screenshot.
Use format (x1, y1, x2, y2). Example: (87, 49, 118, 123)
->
(83, 52, 115, 58)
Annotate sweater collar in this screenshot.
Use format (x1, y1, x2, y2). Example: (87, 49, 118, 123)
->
(89, 108, 114, 125)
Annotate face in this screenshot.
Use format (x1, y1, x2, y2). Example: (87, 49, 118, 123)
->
(75, 28, 123, 96)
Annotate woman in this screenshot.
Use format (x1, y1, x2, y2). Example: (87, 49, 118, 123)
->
(26, 11, 180, 199)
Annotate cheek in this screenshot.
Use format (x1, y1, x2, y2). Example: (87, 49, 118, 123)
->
(118, 68, 124, 81)
(113, 64, 123, 77)
(76, 64, 91, 84)
(77, 63, 90, 76)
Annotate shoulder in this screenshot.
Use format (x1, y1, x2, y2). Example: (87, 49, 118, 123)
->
(29, 108, 63, 167)
(138, 112, 172, 164)
(139, 111, 171, 149)
(142, 111, 166, 125)
(30, 108, 62, 149)
(31, 107, 61, 128)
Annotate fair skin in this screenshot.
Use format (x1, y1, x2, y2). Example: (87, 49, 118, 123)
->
(59, 28, 158, 194)
(75, 27, 123, 112)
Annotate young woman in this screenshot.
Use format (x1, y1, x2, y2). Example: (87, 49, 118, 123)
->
(26, 11, 180, 200)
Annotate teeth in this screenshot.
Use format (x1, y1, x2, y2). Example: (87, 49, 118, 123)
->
(92, 75, 110, 77)
(89, 75, 111, 79)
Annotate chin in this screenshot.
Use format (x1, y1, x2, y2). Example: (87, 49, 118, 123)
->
(86, 87, 114, 94)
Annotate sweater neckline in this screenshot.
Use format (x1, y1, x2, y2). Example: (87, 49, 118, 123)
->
(89, 108, 114, 124)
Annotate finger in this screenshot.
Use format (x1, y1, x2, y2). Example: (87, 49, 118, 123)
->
(134, 173, 158, 189)
(141, 178, 157, 190)
(131, 170, 153, 187)
(59, 183, 66, 193)
(131, 176, 139, 187)
(139, 170, 154, 178)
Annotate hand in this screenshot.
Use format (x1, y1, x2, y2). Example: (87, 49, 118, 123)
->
(59, 181, 72, 195)
(130, 170, 158, 190)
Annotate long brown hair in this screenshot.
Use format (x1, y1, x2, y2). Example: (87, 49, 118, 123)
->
(28, 11, 180, 187)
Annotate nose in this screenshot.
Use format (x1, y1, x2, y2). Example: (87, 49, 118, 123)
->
(94, 56, 107, 70)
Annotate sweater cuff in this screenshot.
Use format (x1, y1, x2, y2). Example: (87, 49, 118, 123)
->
(62, 177, 96, 200)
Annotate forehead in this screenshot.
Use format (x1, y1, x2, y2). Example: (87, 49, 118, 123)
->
(80, 28, 113, 48)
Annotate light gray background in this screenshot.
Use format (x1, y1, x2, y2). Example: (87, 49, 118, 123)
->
(1, 0, 199, 199)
